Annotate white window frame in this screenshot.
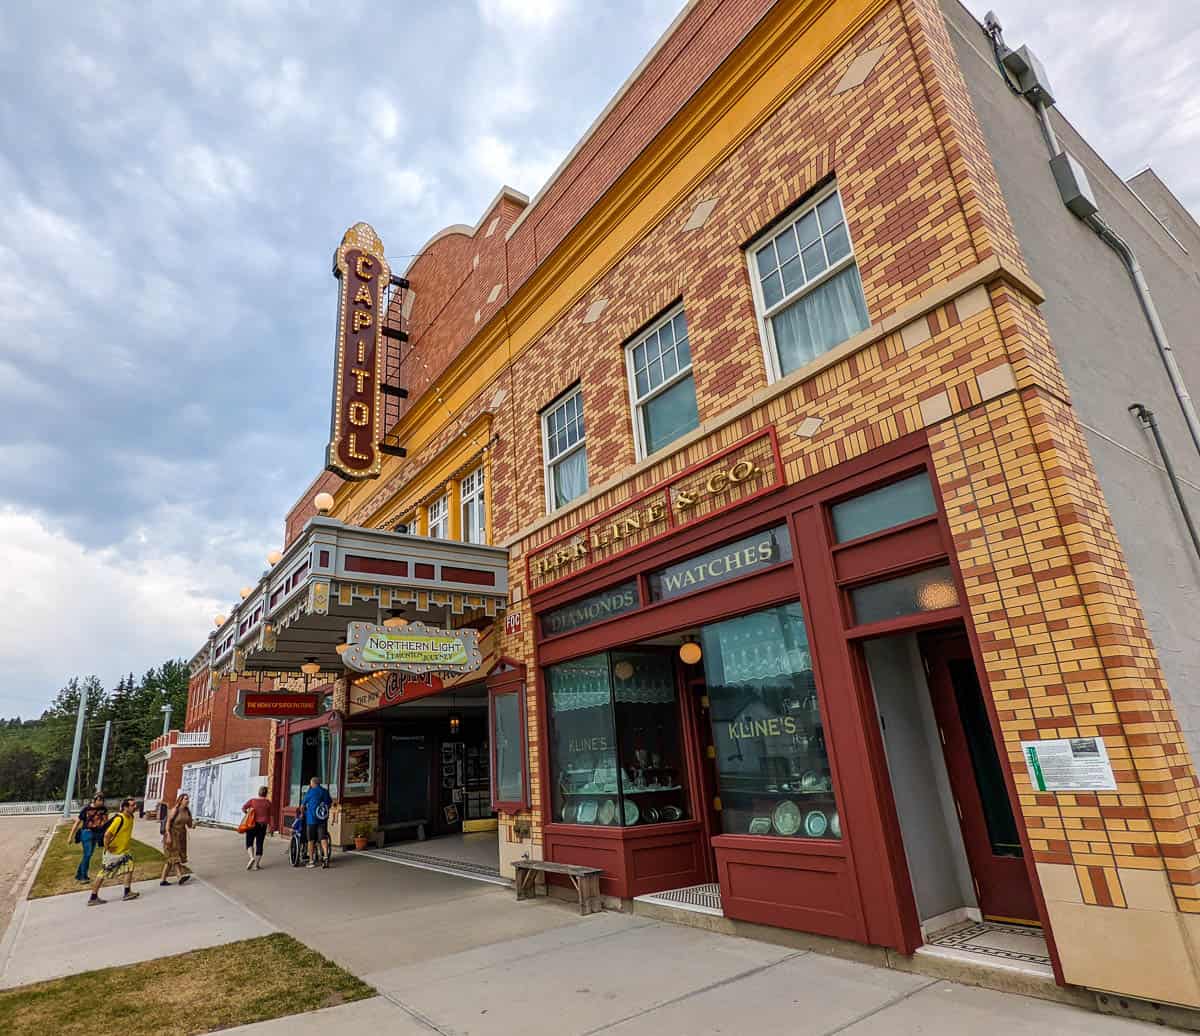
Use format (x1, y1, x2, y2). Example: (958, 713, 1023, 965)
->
(427, 494, 449, 539)
(460, 466, 486, 544)
(624, 304, 697, 461)
(541, 385, 587, 513)
(745, 183, 865, 383)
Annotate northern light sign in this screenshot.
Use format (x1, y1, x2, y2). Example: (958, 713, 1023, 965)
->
(341, 621, 482, 675)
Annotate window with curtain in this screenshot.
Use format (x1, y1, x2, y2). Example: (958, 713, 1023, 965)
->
(750, 187, 870, 379)
(427, 494, 449, 539)
(542, 387, 588, 510)
(626, 306, 699, 457)
(460, 466, 486, 543)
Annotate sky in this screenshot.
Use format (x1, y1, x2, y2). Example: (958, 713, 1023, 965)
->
(1, 0, 1197, 718)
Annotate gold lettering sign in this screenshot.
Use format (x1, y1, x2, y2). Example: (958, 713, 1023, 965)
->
(326, 222, 390, 480)
(527, 430, 782, 591)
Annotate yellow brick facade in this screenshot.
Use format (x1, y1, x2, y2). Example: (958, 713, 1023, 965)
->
(314, 0, 1200, 1006)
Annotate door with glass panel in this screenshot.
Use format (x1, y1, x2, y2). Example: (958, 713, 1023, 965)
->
(920, 633, 1038, 924)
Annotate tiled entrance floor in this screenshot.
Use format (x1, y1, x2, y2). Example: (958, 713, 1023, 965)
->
(922, 919, 1052, 970)
(635, 882, 723, 916)
(363, 832, 507, 886)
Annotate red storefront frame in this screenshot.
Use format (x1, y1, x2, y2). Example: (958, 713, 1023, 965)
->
(529, 429, 1054, 961)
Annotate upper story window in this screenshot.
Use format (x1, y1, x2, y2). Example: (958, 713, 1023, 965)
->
(428, 494, 449, 539)
(461, 466, 486, 544)
(626, 306, 699, 458)
(542, 386, 588, 511)
(749, 186, 870, 380)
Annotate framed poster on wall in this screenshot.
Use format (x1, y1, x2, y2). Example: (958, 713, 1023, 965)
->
(343, 730, 375, 797)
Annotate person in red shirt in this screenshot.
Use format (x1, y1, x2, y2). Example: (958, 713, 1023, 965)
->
(241, 786, 274, 870)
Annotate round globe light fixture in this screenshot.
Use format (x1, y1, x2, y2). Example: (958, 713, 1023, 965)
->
(266, 550, 282, 566)
(300, 658, 321, 676)
(313, 492, 335, 514)
(679, 639, 703, 665)
(239, 587, 251, 599)
(214, 614, 226, 627)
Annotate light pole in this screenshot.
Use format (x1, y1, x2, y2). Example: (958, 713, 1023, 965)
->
(61, 685, 88, 819)
(95, 719, 113, 796)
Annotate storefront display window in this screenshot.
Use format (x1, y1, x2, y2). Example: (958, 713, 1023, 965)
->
(850, 564, 958, 625)
(547, 650, 689, 827)
(288, 727, 332, 805)
(700, 603, 841, 840)
(343, 730, 375, 797)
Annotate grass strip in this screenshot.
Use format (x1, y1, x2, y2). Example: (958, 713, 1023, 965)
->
(30, 821, 165, 899)
(0, 932, 373, 1035)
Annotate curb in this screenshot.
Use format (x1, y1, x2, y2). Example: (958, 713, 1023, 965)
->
(0, 819, 57, 984)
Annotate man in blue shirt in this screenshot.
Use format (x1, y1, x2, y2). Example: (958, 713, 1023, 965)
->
(301, 776, 336, 869)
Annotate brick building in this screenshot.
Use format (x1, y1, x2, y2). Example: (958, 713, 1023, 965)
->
(143, 649, 274, 816)
(193, 0, 1200, 1014)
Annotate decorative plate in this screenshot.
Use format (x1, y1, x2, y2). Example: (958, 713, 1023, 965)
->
(800, 770, 822, 791)
(623, 799, 640, 826)
(578, 800, 598, 824)
(645, 806, 661, 824)
(748, 817, 772, 835)
(598, 799, 616, 825)
(804, 810, 828, 838)
(563, 801, 578, 823)
(660, 805, 682, 822)
(829, 811, 841, 838)
(772, 800, 802, 836)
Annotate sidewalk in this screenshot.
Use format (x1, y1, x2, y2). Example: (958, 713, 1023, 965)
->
(178, 828, 1161, 1035)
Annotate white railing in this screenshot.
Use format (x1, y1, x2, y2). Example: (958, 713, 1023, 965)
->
(176, 730, 211, 747)
(0, 798, 124, 817)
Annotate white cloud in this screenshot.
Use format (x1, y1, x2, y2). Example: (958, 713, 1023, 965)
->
(0, 508, 234, 715)
(478, 0, 565, 28)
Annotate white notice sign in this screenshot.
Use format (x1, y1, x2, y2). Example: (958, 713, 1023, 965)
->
(1021, 736, 1116, 792)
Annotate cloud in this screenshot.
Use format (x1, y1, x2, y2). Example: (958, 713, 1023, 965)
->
(2, 0, 1191, 724)
(0, 508, 236, 716)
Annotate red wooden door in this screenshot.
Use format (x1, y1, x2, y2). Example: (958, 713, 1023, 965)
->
(920, 634, 1038, 924)
(681, 671, 721, 883)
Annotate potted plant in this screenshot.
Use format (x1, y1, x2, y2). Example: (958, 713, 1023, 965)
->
(353, 822, 372, 851)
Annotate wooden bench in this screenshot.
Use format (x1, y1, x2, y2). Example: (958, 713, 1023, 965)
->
(514, 860, 604, 916)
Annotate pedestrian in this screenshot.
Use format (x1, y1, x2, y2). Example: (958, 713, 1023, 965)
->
(160, 792, 195, 886)
(87, 797, 139, 906)
(240, 785, 273, 871)
(69, 793, 109, 883)
(300, 776, 336, 869)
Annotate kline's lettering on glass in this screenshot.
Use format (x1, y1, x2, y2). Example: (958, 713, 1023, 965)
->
(326, 222, 390, 480)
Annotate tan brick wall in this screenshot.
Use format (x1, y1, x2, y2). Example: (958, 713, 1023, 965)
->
(300, 0, 1200, 1001)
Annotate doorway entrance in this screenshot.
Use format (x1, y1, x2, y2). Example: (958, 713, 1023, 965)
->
(865, 629, 1038, 933)
(920, 633, 1037, 924)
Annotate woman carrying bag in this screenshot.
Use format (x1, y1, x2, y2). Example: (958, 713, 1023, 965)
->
(239, 786, 273, 870)
(160, 792, 195, 886)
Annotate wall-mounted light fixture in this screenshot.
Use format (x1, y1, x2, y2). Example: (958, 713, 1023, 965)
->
(679, 636, 702, 665)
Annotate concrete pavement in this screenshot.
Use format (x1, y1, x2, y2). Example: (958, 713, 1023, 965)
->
(0, 872, 275, 988)
(176, 827, 1163, 1036)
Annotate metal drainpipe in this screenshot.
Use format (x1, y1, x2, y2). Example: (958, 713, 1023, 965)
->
(1129, 404, 1200, 563)
(1029, 97, 1200, 459)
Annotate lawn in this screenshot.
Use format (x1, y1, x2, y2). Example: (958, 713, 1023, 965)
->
(29, 821, 165, 899)
(0, 933, 373, 1035)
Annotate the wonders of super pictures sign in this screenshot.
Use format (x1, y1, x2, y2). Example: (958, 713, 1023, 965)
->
(341, 620, 482, 675)
(326, 222, 389, 480)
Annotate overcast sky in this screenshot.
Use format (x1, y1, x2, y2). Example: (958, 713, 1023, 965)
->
(1, 0, 1197, 718)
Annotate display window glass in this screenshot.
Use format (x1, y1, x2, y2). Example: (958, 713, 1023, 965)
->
(491, 685, 528, 808)
(343, 730, 375, 797)
(547, 650, 689, 827)
(849, 564, 957, 625)
(699, 603, 841, 840)
(830, 471, 935, 543)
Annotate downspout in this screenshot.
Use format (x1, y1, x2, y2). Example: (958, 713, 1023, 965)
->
(985, 14, 1200, 460)
(1129, 404, 1200, 563)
